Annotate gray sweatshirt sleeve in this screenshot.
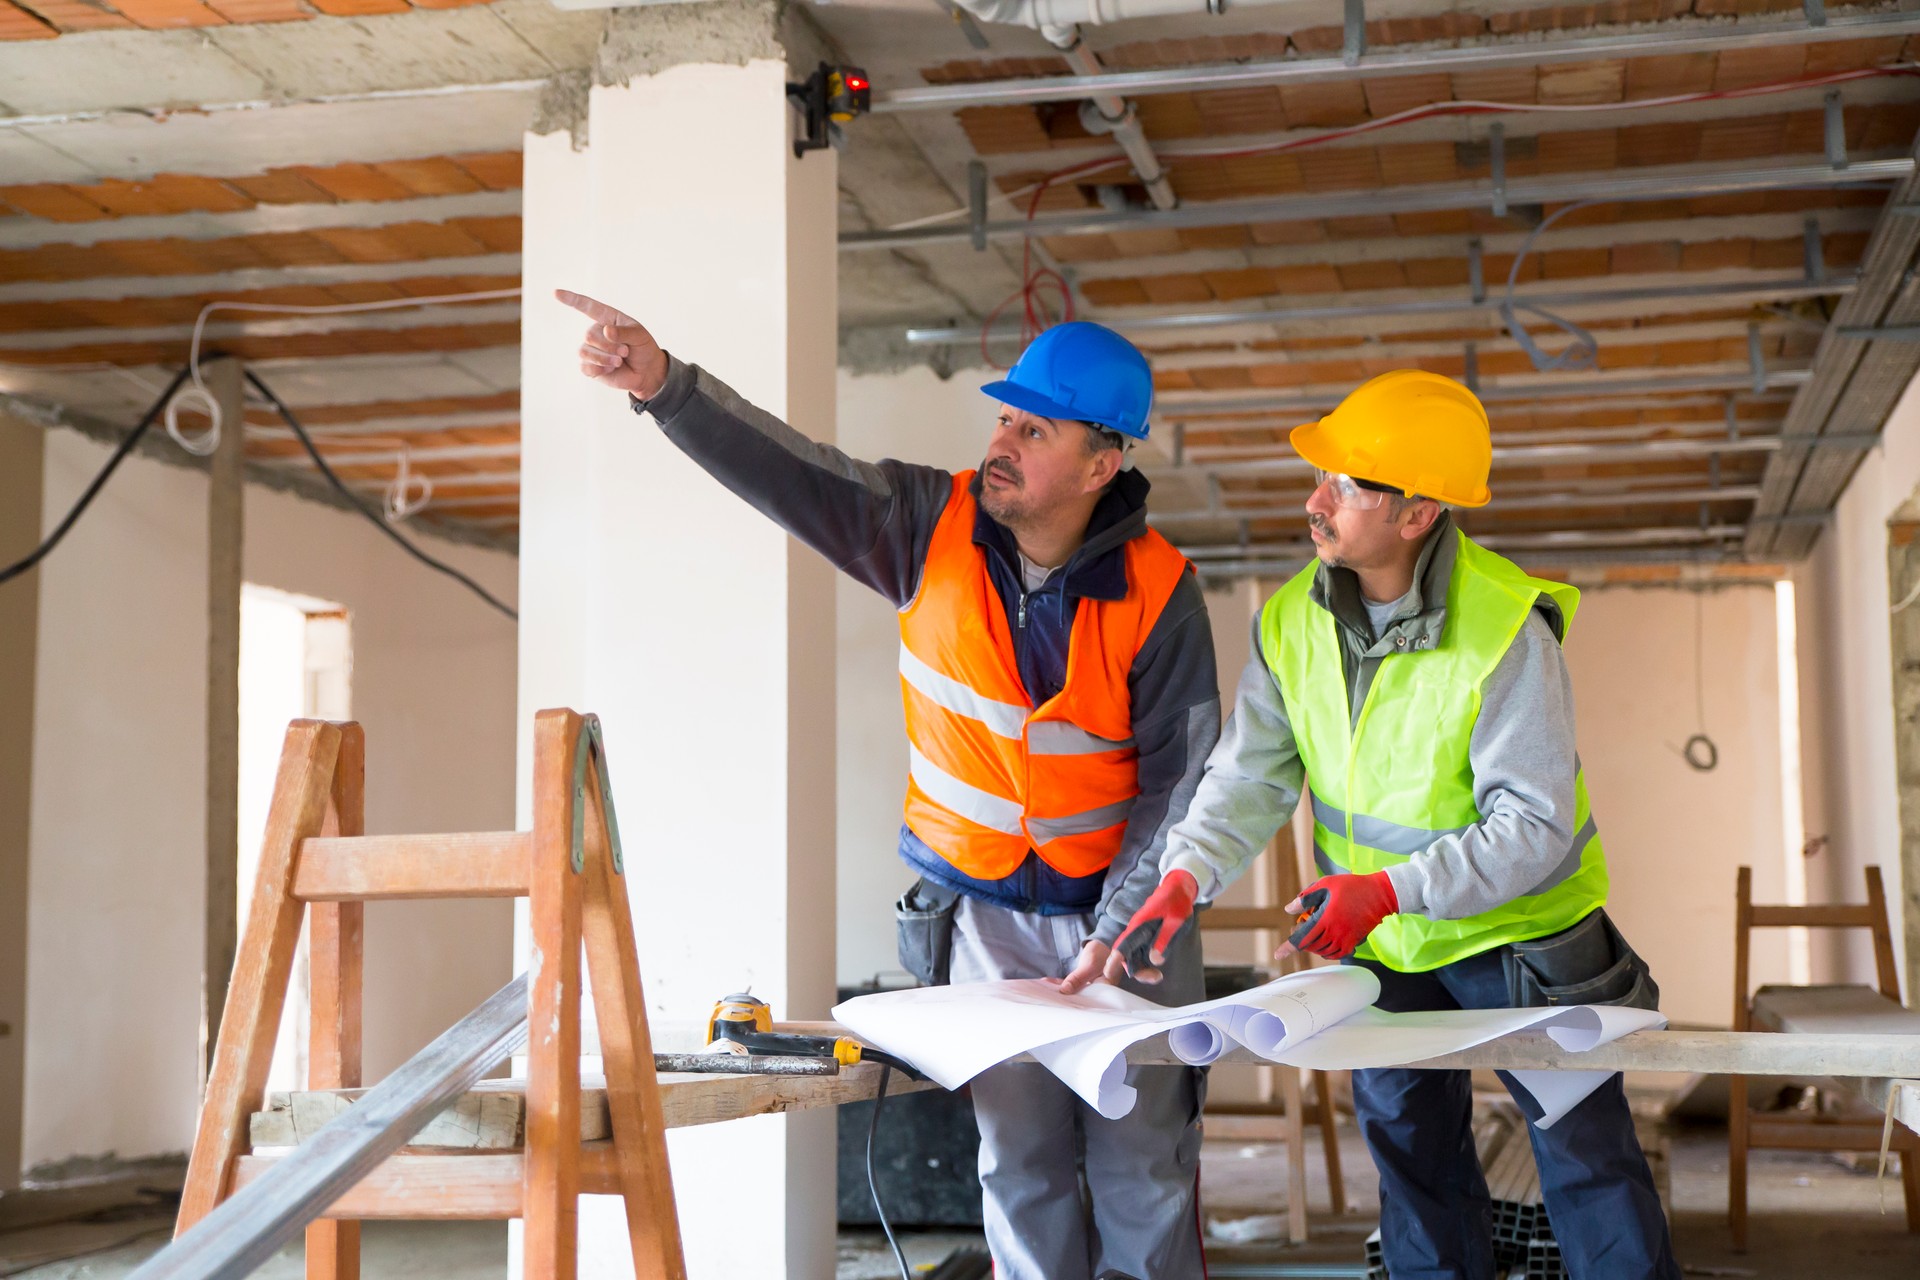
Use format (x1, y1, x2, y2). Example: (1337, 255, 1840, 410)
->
(1091, 573, 1221, 945)
(1383, 610, 1580, 919)
(1159, 616, 1307, 902)
(641, 356, 954, 608)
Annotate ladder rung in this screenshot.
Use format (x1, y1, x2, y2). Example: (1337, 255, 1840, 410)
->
(1748, 904, 1878, 927)
(230, 1144, 621, 1219)
(294, 832, 532, 901)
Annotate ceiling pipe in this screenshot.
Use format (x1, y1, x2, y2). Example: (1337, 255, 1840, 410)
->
(1050, 31, 1178, 212)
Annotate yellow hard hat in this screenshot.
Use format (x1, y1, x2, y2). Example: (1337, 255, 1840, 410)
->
(1290, 370, 1493, 509)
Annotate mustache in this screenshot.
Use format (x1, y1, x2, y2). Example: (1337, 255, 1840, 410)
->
(1308, 512, 1336, 541)
(985, 457, 1023, 486)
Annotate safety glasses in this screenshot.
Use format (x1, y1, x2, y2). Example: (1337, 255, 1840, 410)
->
(1313, 469, 1402, 511)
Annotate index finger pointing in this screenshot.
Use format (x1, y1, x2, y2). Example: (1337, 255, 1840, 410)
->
(554, 289, 628, 326)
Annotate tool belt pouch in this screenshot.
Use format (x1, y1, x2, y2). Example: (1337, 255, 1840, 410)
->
(895, 878, 959, 987)
(1502, 908, 1660, 1011)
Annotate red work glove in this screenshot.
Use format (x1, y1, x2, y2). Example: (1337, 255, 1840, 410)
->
(1107, 870, 1200, 984)
(1279, 871, 1399, 961)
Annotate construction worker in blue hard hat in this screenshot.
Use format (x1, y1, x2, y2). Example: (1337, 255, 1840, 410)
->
(560, 294, 1219, 1280)
(1110, 369, 1680, 1279)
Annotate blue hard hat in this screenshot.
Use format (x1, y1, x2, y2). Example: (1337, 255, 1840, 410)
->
(981, 321, 1153, 440)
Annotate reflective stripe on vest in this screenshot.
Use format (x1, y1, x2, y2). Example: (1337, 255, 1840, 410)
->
(897, 472, 1190, 881)
(1263, 530, 1610, 973)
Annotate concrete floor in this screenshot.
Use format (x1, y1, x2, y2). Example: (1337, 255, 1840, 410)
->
(4, 1123, 1914, 1279)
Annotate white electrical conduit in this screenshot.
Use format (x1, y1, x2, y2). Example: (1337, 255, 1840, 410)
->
(1052, 32, 1178, 211)
(953, 0, 1239, 45)
(167, 287, 522, 520)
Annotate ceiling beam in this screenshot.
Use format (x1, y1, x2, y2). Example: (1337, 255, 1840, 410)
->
(843, 159, 1911, 251)
(0, 191, 520, 253)
(871, 9, 1920, 112)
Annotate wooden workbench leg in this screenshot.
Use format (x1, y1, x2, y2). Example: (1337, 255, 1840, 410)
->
(1728, 1072, 1749, 1252)
(178, 721, 341, 1236)
(580, 755, 685, 1280)
(1282, 1065, 1308, 1243)
(525, 711, 584, 1280)
(1313, 1070, 1346, 1215)
(308, 724, 364, 1280)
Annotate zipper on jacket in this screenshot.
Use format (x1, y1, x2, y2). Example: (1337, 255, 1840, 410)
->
(1017, 590, 1029, 629)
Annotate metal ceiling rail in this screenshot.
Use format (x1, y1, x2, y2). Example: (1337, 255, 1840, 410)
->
(1144, 430, 1883, 478)
(245, 413, 520, 440)
(255, 441, 520, 468)
(128, 974, 529, 1280)
(1148, 484, 1766, 524)
(1182, 525, 1748, 560)
(1159, 369, 1817, 417)
(843, 160, 1911, 251)
(870, 10, 1920, 112)
(904, 275, 1859, 344)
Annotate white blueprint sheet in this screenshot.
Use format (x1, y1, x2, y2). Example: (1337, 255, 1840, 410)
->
(832, 967, 1665, 1128)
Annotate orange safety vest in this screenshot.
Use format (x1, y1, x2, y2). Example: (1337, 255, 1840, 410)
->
(897, 472, 1192, 881)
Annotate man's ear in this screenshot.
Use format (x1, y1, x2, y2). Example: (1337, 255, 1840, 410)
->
(1400, 499, 1442, 541)
(1085, 443, 1125, 493)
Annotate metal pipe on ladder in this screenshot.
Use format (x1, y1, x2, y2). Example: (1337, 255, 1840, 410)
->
(132, 974, 531, 1280)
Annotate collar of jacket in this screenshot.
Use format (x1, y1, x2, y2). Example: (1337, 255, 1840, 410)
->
(1309, 510, 1459, 656)
(966, 465, 1151, 603)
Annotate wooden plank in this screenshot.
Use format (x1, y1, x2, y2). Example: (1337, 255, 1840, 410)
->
(177, 720, 340, 1235)
(524, 710, 582, 1280)
(293, 832, 531, 900)
(201, 354, 245, 1087)
(308, 723, 365, 1280)
(231, 1145, 625, 1219)
(1747, 904, 1880, 928)
(578, 746, 685, 1279)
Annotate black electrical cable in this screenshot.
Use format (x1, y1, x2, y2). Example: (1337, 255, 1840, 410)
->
(866, 1064, 913, 1280)
(0, 368, 192, 587)
(244, 369, 518, 621)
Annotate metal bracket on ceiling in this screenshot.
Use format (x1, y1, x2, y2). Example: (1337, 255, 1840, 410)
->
(1837, 324, 1920, 340)
(1804, 217, 1826, 283)
(1804, 0, 1827, 29)
(1343, 0, 1367, 66)
(1468, 237, 1486, 305)
(1171, 421, 1185, 469)
(1709, 451, 1723, 489)
(1748, 322, 1767, 395)
(1700, 501, 1712, 531)
(968, 161, 988, 252)
(1824, 91, 1849, 170)
(1489, 124, 1508, 218)
(1207, 473, 1223, 515)
(1464, 343, 1480, 394)
(1723, 396, 1740, 443)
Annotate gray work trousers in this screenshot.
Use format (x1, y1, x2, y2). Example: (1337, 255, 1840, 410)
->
(950, 897, 1208, 1280)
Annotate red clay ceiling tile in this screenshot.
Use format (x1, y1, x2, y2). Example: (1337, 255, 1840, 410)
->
(1140, 273, 1215, 305)
(1268, 263, 1343, 293)
(1609, 241, 1683, 274)
(372, 157, 485, 197)
(1106, 228, 1186, 258)
(1278, 82, 1369, 128)
(1335, 260, 1409, 290)
(1535, 128, 1619, 174)
(227, 169, 336, 205)
(1372, 140, 1457, 185)
(109, 0, 224, 28)
(204, 0, 306, 20)
(0, 184, 110, 221)
(1449, 66, 1537, 104)
(449, 151, 524, 191)
(1362, 74, 1453, 119)
(1538, 59, 1626, 105)
(1202, 267, 1277, 300)
(0, 0, 57, 37)
(294, 162, 419, 202)
(1712, 44, 1808, 91)
(1294, 147, 1379, 191)
(15, 0, 133, 30)
(1678, 238, 1754, 271)
(1624, 52, 1716, 99)
(1248, 219, 1326, 246)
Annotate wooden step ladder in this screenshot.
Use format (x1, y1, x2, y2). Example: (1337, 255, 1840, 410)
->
(174, 709, 686, 1280)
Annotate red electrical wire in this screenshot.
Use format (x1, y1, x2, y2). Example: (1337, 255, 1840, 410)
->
(976, 62, 1920, 364)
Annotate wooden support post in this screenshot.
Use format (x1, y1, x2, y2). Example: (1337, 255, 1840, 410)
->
(1887, 523, 1920, 1006)
(1729, 866, 1753, 1252)
(525, 711, 584, 1280)
(203, 355, 246, 1087)
(178, 720, 341, 1235)
(307, 724, 365, 1280)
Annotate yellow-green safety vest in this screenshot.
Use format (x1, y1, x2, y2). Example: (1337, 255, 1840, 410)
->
(1259, 531, 1609, 973)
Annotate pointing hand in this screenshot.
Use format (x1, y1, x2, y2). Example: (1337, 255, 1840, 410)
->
(556, 289, 669, 399)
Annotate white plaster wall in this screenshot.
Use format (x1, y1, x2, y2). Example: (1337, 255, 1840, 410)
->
(1791, 372, 1920, 993)
(22, 430, 516, 1171)
(1562, 585, 1793, 1028)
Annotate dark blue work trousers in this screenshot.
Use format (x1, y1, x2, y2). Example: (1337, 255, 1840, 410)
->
(1349, 950, 1681, 1280)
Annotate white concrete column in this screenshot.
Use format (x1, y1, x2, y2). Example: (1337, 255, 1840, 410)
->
(517, 42, 839, 1280)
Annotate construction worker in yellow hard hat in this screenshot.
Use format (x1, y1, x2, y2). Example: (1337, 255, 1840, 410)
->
(1109, 369, 1682, 1278)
